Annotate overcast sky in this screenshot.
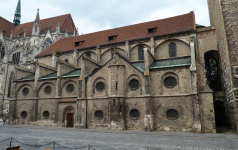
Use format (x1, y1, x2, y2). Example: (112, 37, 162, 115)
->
(0, 0, 210, 34)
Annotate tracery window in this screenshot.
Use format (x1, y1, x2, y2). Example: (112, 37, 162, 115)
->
(12, 52, 20, 64)
(0, 40, 5, 59)
(138, 45, 144, 60)
(42, 38, 53, 50)
(169, 43, 177, 57)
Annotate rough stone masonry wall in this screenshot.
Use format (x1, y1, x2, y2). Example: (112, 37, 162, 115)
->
(208, 0, 238, 132)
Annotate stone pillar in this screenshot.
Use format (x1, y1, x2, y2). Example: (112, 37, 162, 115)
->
(190, 36, 197, 93)
(52, 52, 59, 69)
(96, 45, 101, 64)
(73, 49, 78, 67)
(125, 41, 130, 59)
(150, 37, 155, 56)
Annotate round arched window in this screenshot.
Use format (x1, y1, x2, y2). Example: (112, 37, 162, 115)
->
(164, 77, 177, 88)
(22, 88, 29, 95)
(95, 110, 103, 119)
(129, 79, 139, 89)
(96, 82, 105, 91)
(44, 86, 52, 94)
(166, 109, 179, 119)
(66, 84, 74, 93)
(43, 111, 50, 119)
(21, 111, 27, 119)
(130, 109, 140, 119)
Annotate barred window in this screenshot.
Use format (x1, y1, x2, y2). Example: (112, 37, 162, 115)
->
(138, 46, 144, 60)
(130, 109, 140, 119)
(129, 79, 139, 89)
(22, 88, 29, 95)
(0, 40, 5, 59)
(166, 109, 178, 119)
(169, 43, 177, 57)
(66, 84, 74, 93)
(95, 110, 103, 119)
(96, 82, 105, 91)
(12, 52, 20, 63)
(44, 86, 52, 94)
(42, 38, 53, 50)
(43, 111, 50, 119)
(21, 111, 27, 119)
(164, 77, 177, 88)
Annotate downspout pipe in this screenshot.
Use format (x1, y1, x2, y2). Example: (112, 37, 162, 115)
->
(200, 104, 203, 134)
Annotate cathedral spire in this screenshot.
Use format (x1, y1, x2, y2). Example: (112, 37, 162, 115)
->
(32, 9, 41, 36)
(13, 0, 21, 26)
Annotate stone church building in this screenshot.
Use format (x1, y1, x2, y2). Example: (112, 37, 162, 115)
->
(0, 0, 77, 115)
(3, 0, 238, 134)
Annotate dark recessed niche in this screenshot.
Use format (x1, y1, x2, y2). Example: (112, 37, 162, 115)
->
(95, 110, 104, 119)
(43, 111, 50, 119)
(66, 84, 74, 93)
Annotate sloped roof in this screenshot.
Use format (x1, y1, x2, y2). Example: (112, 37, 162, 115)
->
(36, 11, 195, 58)
(13, 14, 75, 37)
(0, 16, 15, 37)
(150, 56, 191, 69)
(131, 62, 145, 73)
(16, 74, 35, 82)
(38, 72, 57, 80)
(60, 69, 81, 78)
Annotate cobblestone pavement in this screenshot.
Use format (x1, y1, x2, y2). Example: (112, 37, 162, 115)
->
(0, 124, 237, 150)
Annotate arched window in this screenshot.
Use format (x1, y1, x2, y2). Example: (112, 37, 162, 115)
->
(169, 43, 177, 57)
(138, 45, 144, 60)
(65, 59, 69, 63)
(86, 52, 91, 58)
(0, 40, 5, 59)
(8, 72, 14, 98)
(42, 38, 53, 50)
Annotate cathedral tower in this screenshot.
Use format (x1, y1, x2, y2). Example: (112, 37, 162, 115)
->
(13, 0, 21, 26)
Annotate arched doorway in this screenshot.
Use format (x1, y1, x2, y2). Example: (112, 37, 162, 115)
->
(63, 106, 75, 128)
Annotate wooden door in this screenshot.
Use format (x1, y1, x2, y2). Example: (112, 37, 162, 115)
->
(67, 113, 74, 127)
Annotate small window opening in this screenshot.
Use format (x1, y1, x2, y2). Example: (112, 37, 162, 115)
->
(138, 45, 144, 60)
(169, 43, 177, 57)
(116, 81, 118, 90)
(86, 52, 91, 58)
(113, 99, 115, 107)
(120, 105, 122, 113)
(75, 41, 84, 47)
(148, 27, 157, 34)
(108, 35, 117, 41)
(65, 59, 69, 63)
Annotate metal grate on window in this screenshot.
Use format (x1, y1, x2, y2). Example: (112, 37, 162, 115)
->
(166, 109, 178, 119)
(95, 110, 103, 119)
(169, 43, 177, 57)
(12, 52, 20, 63)
(21, 111, 27, 119)
(129, 79, 139, 89)
(130, 109, 140, 119)
(66, 84, 74, 93)
(164, 77, 177, 87)
(96, 82, 105, 91)
(22, 88, 29, 95)
(44, 86, 52, 94)
(138, 46, 144, 60)
(43, 111, 50, 119)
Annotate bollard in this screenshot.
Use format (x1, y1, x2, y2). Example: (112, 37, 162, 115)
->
(9, 137, 12, 147)
(88, 144, 90, 150)
(53, 141, 55, 150)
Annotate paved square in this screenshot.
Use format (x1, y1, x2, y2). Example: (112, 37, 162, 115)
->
(0, 124, 237, 150)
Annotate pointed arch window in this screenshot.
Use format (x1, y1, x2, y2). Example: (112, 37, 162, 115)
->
(8, 72, 14, 98)
(12, 52, 20, 64)
(138, 45, 144, 60)
(0, 40, 5, 59)
(42, 38, 53, 50)
(169, 43, 177, 57)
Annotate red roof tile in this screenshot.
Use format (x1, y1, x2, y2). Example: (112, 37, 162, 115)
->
(13, 14, 75, 37)
(0, 16, 15, 37)
(36, 12, 195, 58)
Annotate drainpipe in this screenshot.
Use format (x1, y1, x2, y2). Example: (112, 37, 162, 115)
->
(200, 104, 203, 134)
(85, 77, 88, 128)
